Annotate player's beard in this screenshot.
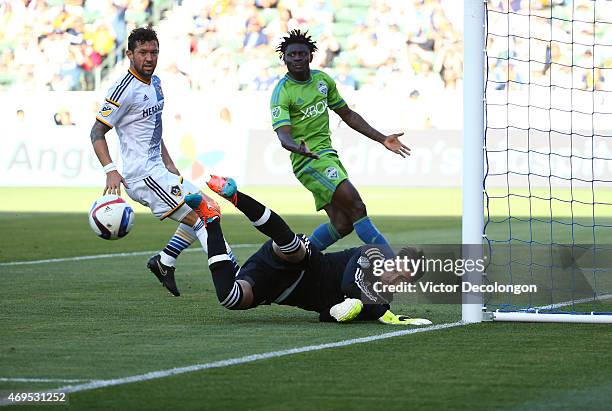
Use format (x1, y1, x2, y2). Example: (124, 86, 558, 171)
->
(138, 63, 155, 79)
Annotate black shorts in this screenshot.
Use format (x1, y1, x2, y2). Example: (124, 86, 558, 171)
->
(236, 239, 360, 314)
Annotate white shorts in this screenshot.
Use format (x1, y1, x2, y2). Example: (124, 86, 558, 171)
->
(126, 167, 200, 222)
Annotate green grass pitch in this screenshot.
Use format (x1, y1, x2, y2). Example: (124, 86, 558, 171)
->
(1, 187, 611, 410)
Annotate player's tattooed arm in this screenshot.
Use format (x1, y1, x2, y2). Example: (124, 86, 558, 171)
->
(90, 119, 111, 143)
(334, 106, 411, 158)
(275, 126, 320, 159)
(90, 120, 128, 195)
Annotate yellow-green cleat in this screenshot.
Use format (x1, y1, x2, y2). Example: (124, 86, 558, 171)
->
(378, 310, 433, 326)
(329, 298, 363, 322)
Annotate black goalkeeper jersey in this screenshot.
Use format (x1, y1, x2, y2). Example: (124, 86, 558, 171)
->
(236, 238, 392, 318)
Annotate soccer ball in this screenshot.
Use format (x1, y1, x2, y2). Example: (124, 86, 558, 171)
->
(88, 194, 134, 240)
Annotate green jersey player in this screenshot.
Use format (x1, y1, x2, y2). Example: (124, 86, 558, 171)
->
(270, 30, 411, 252)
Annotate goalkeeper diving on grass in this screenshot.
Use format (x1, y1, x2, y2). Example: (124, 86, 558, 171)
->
(270, 30, 411, 252)
(185, 175, 431, 325)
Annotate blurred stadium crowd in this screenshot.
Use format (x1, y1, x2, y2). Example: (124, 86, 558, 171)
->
(0, 0, 175, 91)
(487, 0, 611, 93)
(162, 0, 463, 94)
(0, 0, 463, 95)
(1, 0, 609, 130)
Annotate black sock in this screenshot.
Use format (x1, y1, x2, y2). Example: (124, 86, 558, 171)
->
(206, 220, 243, 309)
(206, 220, 227, 258)
(235, 191, 299, 253)
(235, 191, 266, 221)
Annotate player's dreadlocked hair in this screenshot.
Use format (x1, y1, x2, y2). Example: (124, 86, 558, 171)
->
(276, 29, 318, 59)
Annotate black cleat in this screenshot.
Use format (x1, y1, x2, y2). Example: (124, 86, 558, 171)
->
(147, 255, 180, 296)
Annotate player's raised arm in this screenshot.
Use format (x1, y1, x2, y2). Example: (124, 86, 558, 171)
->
(275, 126, 320, 159)
(90, 119, 128, 195)
(333, 105, 411, 158)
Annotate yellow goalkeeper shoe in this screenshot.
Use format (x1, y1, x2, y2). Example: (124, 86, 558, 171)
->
(378, 310, 433, 326)
(329, 298, 363, 322)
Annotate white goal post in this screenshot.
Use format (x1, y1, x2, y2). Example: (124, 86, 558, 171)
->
(462, 0, 612, 324)
(462, 0, 485, 323)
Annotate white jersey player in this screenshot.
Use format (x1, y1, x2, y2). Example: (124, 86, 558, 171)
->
(90, 27, 235, 296)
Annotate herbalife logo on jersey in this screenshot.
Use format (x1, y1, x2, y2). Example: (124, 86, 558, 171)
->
(142, 101, 164, 118)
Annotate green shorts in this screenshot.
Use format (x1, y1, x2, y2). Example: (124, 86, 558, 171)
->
(295, 154, 348, 211)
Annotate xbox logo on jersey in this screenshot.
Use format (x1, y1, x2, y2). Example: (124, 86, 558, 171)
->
(300, 100, 328, 119)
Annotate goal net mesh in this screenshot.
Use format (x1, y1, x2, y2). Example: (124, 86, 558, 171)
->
(483, 0, 612, 314)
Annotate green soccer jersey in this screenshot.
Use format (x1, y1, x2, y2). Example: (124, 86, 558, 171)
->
(270, 70, 347, 173)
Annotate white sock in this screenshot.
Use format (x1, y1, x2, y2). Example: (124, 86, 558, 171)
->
(159, 251, 176, 266)
(192, 218, 209, 253)
(159, 223, 197, 267)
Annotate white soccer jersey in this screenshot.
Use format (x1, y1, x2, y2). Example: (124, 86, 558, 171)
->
(96, 68, 165, 183)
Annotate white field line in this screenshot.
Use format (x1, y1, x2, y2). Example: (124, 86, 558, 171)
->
(0, 243, 354, 268)
(36, 322, 465, 397)
(0, 245, 259, 267)
(0, 378, 92, 383)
